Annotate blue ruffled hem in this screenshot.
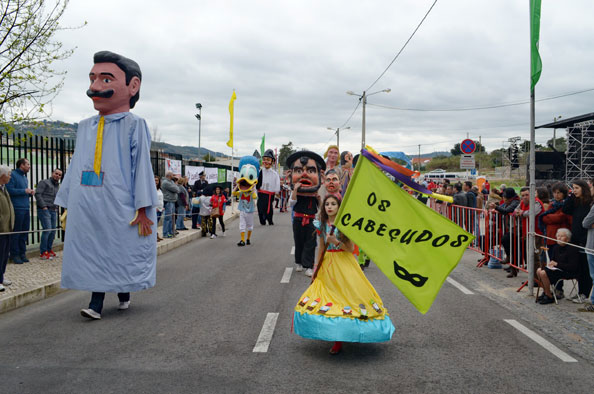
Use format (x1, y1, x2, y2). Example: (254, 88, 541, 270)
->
(293, 311, 395, 343)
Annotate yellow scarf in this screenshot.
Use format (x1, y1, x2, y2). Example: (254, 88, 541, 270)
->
(93, 116, 105, 177)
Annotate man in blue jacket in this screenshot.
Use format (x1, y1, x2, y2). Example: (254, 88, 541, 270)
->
(6, 158, 35, 264)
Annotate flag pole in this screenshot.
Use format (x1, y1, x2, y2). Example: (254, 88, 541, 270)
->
(528, 88, 536, 296)
(528, 0, 542, 296)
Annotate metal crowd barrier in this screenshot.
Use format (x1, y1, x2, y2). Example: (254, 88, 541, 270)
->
(429, 199, 533, 292)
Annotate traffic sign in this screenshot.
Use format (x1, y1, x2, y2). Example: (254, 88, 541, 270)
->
(460, 139, 476, 154)
(460, 154, 475, 169)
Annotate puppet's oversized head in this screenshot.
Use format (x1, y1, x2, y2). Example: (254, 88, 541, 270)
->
(324, 168, 341, 195)
(286, 151, 326, 194)
(87, 51, 142, 116)
(262, 149, 275, 169)
(237, 156, 260, 193)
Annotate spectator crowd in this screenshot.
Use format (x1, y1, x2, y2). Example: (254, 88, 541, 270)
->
(1, 152, 592, 314)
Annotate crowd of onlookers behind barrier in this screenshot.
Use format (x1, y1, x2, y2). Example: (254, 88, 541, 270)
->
(2, 156, 593, 313)
(426, 177, 594, 312)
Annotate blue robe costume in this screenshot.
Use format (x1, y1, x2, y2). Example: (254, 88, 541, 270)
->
(55, 112, 158, 293)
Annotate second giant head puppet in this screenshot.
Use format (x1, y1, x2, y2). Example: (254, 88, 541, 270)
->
(262, 149, 275, 170)
(237, 155, 260, 195)
(286, 150, 326, 195)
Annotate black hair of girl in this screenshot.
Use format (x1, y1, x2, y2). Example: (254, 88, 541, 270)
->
(155, 176, 161, 190)
(572, 179, 592, 206)
(214, 186, 221, 195)
(318, 194, 350, 245)
(537, 186, 549, 204)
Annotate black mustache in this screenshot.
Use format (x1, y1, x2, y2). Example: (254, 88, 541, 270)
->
(86, 89, 114, 99)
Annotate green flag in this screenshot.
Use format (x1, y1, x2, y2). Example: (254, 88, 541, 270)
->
(260, 134, 265, 162)
(217, 168, 226, 183)
(530, 0, 542, 91)
(336, 156, 474, 314)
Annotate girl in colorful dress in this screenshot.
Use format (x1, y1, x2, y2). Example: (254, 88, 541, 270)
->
(293, 194, 395, 354)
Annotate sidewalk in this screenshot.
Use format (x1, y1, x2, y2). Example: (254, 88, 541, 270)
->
(455, 249, 594, 362)
(0, 203, 239, 314)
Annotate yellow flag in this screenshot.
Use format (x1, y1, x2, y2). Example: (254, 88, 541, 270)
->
(336, 155, 474, 314)
(227, 90, 236, 148)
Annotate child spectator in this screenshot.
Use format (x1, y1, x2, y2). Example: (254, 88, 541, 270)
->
(210, 185, 227, 238)
(191, 192, 201, 230)
(199, 193, 212, 238)
(155, 176, 164, 242)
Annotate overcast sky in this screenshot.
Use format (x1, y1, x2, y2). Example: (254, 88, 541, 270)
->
(49, 0, 594, 158)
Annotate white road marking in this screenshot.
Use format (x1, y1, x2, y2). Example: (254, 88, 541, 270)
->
(290, 246, 295, 255)
(504, 319, 578, 363)
(446, 277, 474, 294)
(253, 313, 279, 353)
(281, 267, 293, 283)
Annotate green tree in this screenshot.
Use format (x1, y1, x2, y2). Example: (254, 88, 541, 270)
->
(450, 141, 485, 156)
(203, 153, 217, 162)
(0, 0, 83, 131)
(278, 141, 296, 169)
(426, 155, 459, 171)
(545, 136, 566, 152)
(520, 140, 545, 152)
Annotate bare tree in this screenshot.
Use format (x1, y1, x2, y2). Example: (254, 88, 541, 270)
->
(151, 124, 162, 142)
(0, 0, 83, 132)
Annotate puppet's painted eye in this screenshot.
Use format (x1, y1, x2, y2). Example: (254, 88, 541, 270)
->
(102, 78, 111, 83)
(249, 174, 254, 180)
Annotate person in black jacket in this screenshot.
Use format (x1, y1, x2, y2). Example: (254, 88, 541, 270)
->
(489, 188, 521, 277)
(562, 179, 593, 300)
(192, 171, 208, 196)
(35, 168, 62, 259)
(536, 228, 581, 304)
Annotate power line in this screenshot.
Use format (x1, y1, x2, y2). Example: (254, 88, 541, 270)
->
(367, 87, 594, 112)
(339, 100, 361, 129)
(366, 0, 438, 92)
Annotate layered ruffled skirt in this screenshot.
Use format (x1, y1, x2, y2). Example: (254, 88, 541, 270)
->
(294, 250, 395, 343)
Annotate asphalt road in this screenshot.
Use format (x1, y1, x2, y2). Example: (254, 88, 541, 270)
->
(1, 212, 593, 394)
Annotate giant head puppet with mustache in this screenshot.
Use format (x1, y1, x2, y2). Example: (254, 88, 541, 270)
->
(55, 51, 159, 321)
(286, 150, 326, 195)
(87, 51, 141, 115)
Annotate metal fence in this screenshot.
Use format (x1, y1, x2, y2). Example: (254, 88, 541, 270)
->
(0, 132, 75, 245)
(1, 132, 239, 248)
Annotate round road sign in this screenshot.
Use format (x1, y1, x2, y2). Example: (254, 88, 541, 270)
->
(461, 139, 476, 154)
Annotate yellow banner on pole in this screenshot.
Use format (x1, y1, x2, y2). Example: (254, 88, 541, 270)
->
(227, 90, 236, 148)
(336, 155, 474, 314)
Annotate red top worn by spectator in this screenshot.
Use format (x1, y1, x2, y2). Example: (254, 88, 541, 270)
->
(542, 208, 572, 246)
(518, 199, 544, 236)
(210, 194, 227, 216)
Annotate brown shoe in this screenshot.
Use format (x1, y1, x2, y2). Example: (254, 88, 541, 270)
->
(506, 267, 518, 278)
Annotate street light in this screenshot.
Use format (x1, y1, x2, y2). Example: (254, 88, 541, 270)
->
(346, 88, 391, 150)
(195, 103, 202, 160)
(327, 126, 350, 151)
(553, 115, 562, 150)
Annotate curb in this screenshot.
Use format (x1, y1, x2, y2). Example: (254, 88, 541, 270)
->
(0, 211, 239, 315)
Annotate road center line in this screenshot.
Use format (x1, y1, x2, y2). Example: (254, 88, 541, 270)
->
(281, 267, 293, 283)
(253, 313, 279, 353)
(504, 319, 578, 363)
(446, 277, 474, 294)
(290, 246, 295, 255)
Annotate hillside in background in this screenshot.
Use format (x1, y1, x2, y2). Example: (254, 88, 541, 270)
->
(7, 120, 226, 159)
(405, 151, 451, 158)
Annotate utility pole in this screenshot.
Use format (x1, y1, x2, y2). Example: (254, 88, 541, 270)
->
(418, 144, 421, 172)
(195, 103, 202, 161)
(361, 91, 367, 150)
(553, 115, 562, 150)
